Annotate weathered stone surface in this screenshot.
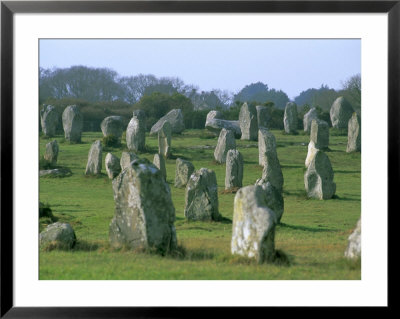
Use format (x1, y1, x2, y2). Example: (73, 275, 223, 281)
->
(85, 140, 102, 175)
(109, 158, 177, 253)
(344, 218, 361, 259)
(239, 102, 258, 140)
(150, 109, 185, 135)
(101, 116, 124, 141)
(303, 107, 318, 132)
(62, 105, 83, 142)
(330, 96, 354, 129)
(39, 168, 72, 177)
(304, 150, 336, 199)
(205, 110, 242, 138)
(284, 102, 298, 134)
(305, 141, 318, 167)
(184, 168, 221, 221)
(153, 153, 167, 180)
(225, 149, 243, 190)
(44, 140, 59, 165)
(310, 119, 329, 150)
(214, 128, 236, 163)
(40, 105, 58, 137)
(258, 127, 277, 166)
(231, 185, 277, 263)
(255, 181, 284, 223)
(256, 105, 270, 129)
(40, 222, 76, 249)
(347, 112, 361, 153)
(174, 158, 195, 188)
(206, 110, 223, 123)
(158, 121, 172, 158)
(126, 111, 146, 152)
(120, 152, 139, 171)
(105, 153, 121, 179)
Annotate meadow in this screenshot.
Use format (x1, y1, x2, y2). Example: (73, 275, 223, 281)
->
(39, 129, 361, 280)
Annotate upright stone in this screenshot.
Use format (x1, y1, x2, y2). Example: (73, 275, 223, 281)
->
(239, 102, 258, 140)
(109, 158, 177, 254)
(214, 128, 236, 163)
(40, 105, 58, 137)
(344, 218, 361, 259)
(258, 127, 277, 166)
(105, 153, 121, 179)
(184, 168, 221, 221)
(174, 158, 195, 188)
(62, 105, 83, 143)
(44, 140, 59, 165)
(150, 109, 185, 135)
(305, 141, 318, 167)
(126, 110, 146, 152)
(231, 185, 277, 263)
(310, 119, 329, 150)
(303, 107, 318, 133)
(153, 153, 167, 180)
(347, 112, 361, 153)
(85, 140, 102, 175)
(120, 152, 139, 171)
(158, 121, 172, 158)
(256, 105, 270, 129)
(330, 96, 354, 129)
(304, 150, 336, 199)
(101, 116, 124, 142)
(255, 181, 284, 223)
(283, 102, 298, 134)
(225, 149, 243, 190)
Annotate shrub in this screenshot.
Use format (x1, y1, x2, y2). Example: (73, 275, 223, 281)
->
(102, 135, 120, 147)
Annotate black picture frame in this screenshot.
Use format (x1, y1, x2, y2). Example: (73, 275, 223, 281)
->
(1, 1, 396, 317)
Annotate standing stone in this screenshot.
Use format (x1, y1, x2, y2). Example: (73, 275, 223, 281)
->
(44, 140, 59, 165)
(101, 116, 124, 142)
(225, 149, 243, 190)
(62, 105, 83, 143)
(344, 218, 361, 259)
(303, 107, 318, 133)
(255, 181, 284, 223)
(256, 105, 270, 129)
(150, 109, 185, 135)
(153, 153, 167, 180)
(39, 222, 76, 249)
(330, 96, 354, 129)
(40, 105, 58, 137)
(304, 150, 336, 199)
(105, 153, 121, 179)
(214, 128, 236, 164)
(310, 119, 329, 150)
(239, 102, 258, 140)
(258, 127, 277, 166)
(206, 110, 223, 123)
(184, 168, 221, 221)
(158, 121, 172, 158)
(174, 158, 195, 188)
(231, 185, 277, 263)
(305, 141, 319, 167)
(85, 140, 102, 175)
(120, 152, 139, 171)
(126, 110, 146, 152)
(284, 102, 298, 134)
(109, 158, 177, 254)
(347, 112, 361, 153)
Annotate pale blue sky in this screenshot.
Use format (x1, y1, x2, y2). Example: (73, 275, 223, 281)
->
(39, 39, 361, 100)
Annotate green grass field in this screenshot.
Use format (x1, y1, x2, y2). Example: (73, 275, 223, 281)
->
(39, 129, 361, 280)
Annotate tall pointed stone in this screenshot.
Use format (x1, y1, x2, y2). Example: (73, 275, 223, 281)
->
(225, 149, 243, 190)
(303, 107, 318, 133)
(239, 102, 258, 140)
(85, 140, 102, 175)
(283, 102, 298, 134)
(158, 121, 172, 158)
(214, 128, 236, 164)
(126, 110, 146, 152)
(153, 153, 167, 180)
(346, 112, 361, 153)
(62, 105, 83, 143)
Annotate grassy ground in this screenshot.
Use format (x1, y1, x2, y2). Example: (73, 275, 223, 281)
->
(39, 129, 361, 280)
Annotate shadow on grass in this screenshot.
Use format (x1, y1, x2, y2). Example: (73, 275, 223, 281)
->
(73, 240, 100, 251)
(220, 249, 292, 267)
(331, 194, 360, 202)
(278, 222, 336, 233)
(334, 170, 361, 174)
(280, 164, 304, 169)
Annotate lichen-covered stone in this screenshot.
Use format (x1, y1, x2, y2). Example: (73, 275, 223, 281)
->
(303, 107, 318, 133)
(258, 127, 277, 166)
(158, 121, 172, 158)
(231, 185, 277, 263)
(283, 102, 298, 134)
(40, 222, 76, 249)
(305, 141, 319, 167)
(105, 153, 121, 179)
(39, 168, 72, 178)
(126, 111, 146, 152)
(174, 158, 195, 188)
(225, 149, 243, 190)
(109, 158, 177, 253)
(62, 105, 83, 142)
(44, 140, 59, 165)
(150, 109, 185, 135)
(344, 218, 361, 259)
(255, 181, 284, 223)
(214, 128, 236, 163)
(40, 105, 58, 137)
(330, 96, 354, 129)
(347, 112, 361, 153)
(120, 152, 139, 171)
(85, 140, 102, 175)
(184, 168, 221, 221)
(256, 105, 270, 129)
(101, 116, 124, 141)
(153, 153, 167, 180)
(239, 102, 258, 141)
(310, 119, 329, 150)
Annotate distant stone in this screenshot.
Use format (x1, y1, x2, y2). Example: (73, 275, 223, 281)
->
(283, 102, 298, 134)
(85, 140, 102, 175)
(205, 110, 242, 138)
(109, 158, 177, 253)
(40, 105, 58, 137)
(39, 168, 72, 178)
(347, 112, 361, 153)
(255, 181, 284, 223)
(101, 116, 124, 141)
(150, 109, 185, 135)
(153, 153, 167, 180)
(184, 168, 221, 221)
(239, 102, 258, 140)
(174, 158, 195, 188)
(304, 150, 336, 199)
(62, 105, 83, 143)
(310, 119, 329, 150)
(44, 140, 59, 165)
(231, 185, 277, 263)
(256, 105, 270, 129)
(225, 149, 243, 190)
(158, 121, 172, 158)
(330, 96, 354, 129)
(258, 127, 277, 166)
(344, 218, 361, 259)
(105, 153, 121, 179)
(206, 110, 223, 123)
(126, 111, 146, 152)
(214, 128, 236, 163)
(120, 152, 139, 171)
(40, 222, 76, 249)
(303, 107, 318, 133)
